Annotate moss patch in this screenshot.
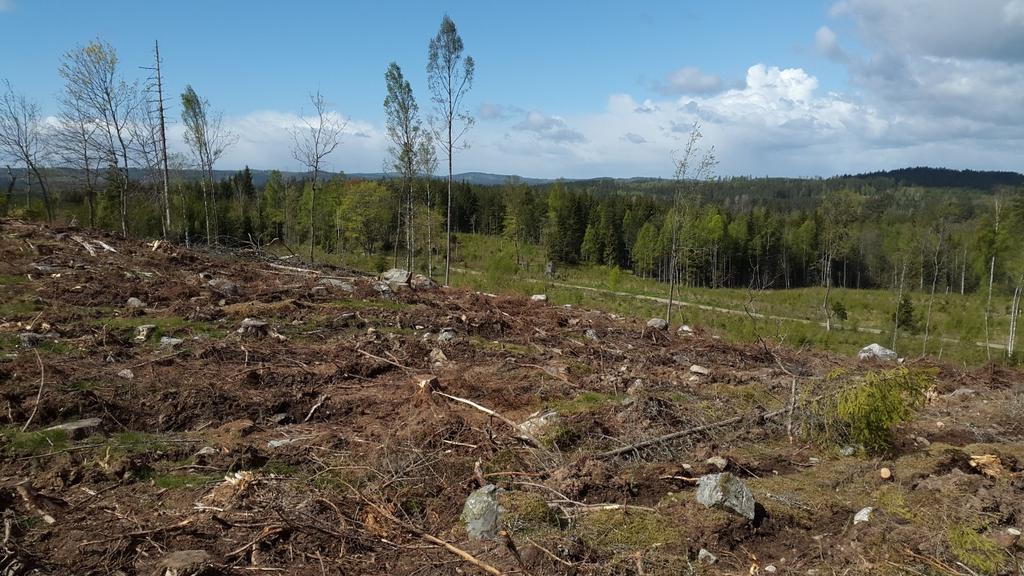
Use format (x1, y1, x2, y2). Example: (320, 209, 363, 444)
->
(1, 427, 69, 457)
(947, 525, 1005, 574)
(579, 508, 682, 552)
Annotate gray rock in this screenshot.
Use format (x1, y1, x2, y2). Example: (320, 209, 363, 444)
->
(706, 456, 728, 471)
(689, 364, 711, 376)
(117, 369, 135, 380)
(135, 324, 158, 342)
(46, 417, 102, 439)
(764, 565, 777, 573)
(159, 336, 184, 348)
(695, 472, 756, 520)
(380, 268, 412, 285)
(126, 297, 146, 309)
(858, 343, 897, 361)
(853, 506, 873, 525)
(429, 348, 448, 364)
(18, 332, 53, 348)
(530, 294, 548, 302)
(318, 278, 355, 292)
(840, 445, 859, 457)
(518, 411, 562, 439)
(195, 447, 217, 457)
(437, 328, 457, 344)
(154, 549, 212, 576)
(678, 324, 694, 334)
(697, 548, 717, 565)
(237, 318, 268, 335)
(646, 318, 669, 330)
(411, 274, 439, 290)
(946, 387, 976, 400)
(461, 484, 503, 540)
(584, 328, 599, 341)
(207, 277, 238, 296)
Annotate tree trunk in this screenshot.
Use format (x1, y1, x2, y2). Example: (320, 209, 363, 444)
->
(28, 163, 53, 223)
(308, 177, 317, 263)
(1007, 276, 1022, 359)
(892, 259, 907, 351)
(984, 255, 996, 362)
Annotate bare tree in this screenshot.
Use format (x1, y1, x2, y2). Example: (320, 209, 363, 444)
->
(181, 84, 234, 245)
(59, 39, 140, 237)
(0, 81, 54, 222)
(427, 14, 475, 286)
(290, 91, 344, 263)
(140, 40, 172, 237)
(417, 132, 438, 277)
(665, 121, 716, 326)
(53, 86, 101, 227)
(384, 62, 422, 271)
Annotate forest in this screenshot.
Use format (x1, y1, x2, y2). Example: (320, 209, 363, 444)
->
(1, 28, 1023, 360)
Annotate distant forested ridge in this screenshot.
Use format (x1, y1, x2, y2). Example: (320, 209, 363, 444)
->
(3, 165, 1022, 301)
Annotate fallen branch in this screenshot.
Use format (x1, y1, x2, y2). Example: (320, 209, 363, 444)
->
(356, 348, 411, 372)
(596, 406, 789, 460)
(435, 392, 540, 448)
(70, 235, 96, 256)
(304, 395, 326, 422)
(78, 516, 195, 546)
(21, 350, 44, 432)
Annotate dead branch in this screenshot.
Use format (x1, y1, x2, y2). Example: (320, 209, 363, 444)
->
(304, 395, 326, 422)
(21, 350, 44, 432)
(596, 405, 789, 460)
(356, 348, 411, 372)
(435, 391, 541, 448)
(70, 235, 96, 256)
(345, 483, 506, 576)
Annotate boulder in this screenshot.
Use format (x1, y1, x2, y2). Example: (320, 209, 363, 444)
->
(206, 277, 238, 296)
(126, 297, 146, 309)
(690, 364, 711, 376)
(117, 369, 135, 380)
(853, 506, 873, 525)
(461, 484, 503, 540)
(46, 417, 102, 439)
(318, 278, 355, 292)
(678, 324, 694, 334)
(411, 274, 439, 290)
(706, 456, 728, 471)
(530, 294, 548, 302)
(697, 548, 717, 565)
(237, 318, 268, 336)
(159, 336, 184, 348)
(858, 343, 897, 361)
(380, 268, 412, 285)
(584, 329, 599, 341)
(429, 348, 448, 365)
(153, 549, 213, 576)
(695, 472, 756, 520)
(518, 411, 562, 440)
(18, 332, 54, 348)
(646, 318, 669, 330)
(437, 328, 457, 344)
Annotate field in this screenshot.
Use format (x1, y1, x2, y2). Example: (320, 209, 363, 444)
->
(323, 233, 1017, 368)
(1, 220, 1022, 575)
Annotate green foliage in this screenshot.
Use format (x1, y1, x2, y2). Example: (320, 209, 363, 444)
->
(892, 294, 920, 334)
(809, 368, 933, 453)
(946, 525, 1005, 574)
(2, 427, 69, 457)
(830, 300, 848, 321)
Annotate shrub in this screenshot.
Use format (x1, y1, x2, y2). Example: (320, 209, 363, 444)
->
(807, 367, 933, 453)
(891, 294, 920, 334)
(830, 300, 848, 321)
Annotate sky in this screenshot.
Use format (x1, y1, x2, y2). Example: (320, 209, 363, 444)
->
(1, 0, 1023, 178)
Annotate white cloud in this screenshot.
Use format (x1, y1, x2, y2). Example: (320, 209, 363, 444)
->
(815, 25, 848, 62)
(655, 66, 723, 95)
(0, 0, 14, 12)
(512, 110, 585, 143)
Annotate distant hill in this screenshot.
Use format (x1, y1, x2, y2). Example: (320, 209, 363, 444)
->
(840, 167, 1024, 190)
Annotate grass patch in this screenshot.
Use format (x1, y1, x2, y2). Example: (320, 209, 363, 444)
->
(111, 431, 170, 454)
(0, 273, 28, 286)
(1, 427, 69, 457)
(578, 508, 682, 551)
(468, 336, 532, 355)
(548, 391, 623, 415)
(0, 295, 38, 318)
(153, 472, 218, 489)
(499, 491, 559, 532)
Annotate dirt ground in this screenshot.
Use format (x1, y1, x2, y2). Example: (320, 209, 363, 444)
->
(0, 219, 1022, 576)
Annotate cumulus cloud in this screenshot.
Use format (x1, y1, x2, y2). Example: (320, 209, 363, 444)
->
(655, 66, 723, 95)
(622, 132, 647, 144)
(478, 102, 520, 121)
(815, 25, 849, 62)
(512, 110, 585, 143)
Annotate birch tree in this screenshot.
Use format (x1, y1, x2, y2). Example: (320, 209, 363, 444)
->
(0, 81, 54, 222)
(665, 122, 716, 326)
(384, 62, 422, 271)
(53, 85, 101, 227)
(290, 90, 344, 263)
(181, 85, 234, 245)
(427, 14, 475, 286)
(58, 39, 139, 237)
(417, 132, 438, 277)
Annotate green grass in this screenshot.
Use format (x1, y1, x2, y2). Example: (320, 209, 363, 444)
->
(1, 427, 69, 457)
(548, 391, 624, 415)
(153, 472, 219, 489)
(270, 232, 1016, 367)
(332, 298, 410, 312)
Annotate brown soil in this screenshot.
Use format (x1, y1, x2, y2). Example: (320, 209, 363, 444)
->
(0, 219, 1021, 575)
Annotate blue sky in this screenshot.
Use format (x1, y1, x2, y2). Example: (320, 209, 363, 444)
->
(1, 1, 1022, 178)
